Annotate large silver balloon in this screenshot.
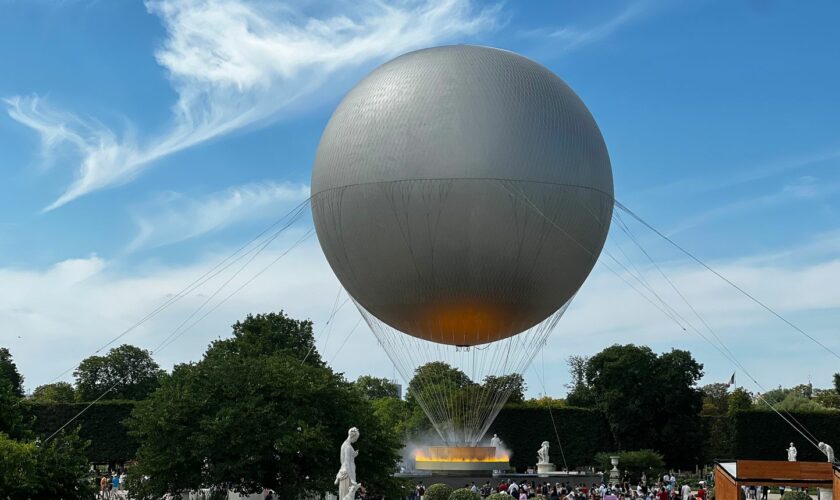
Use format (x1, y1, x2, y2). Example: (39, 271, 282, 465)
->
(311, 45, 613, 346)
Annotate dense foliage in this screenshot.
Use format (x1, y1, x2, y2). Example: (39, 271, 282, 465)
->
(0, 347, 24, 397)
(449, 487, 481, 500)
(424, 483, 453, 500)
(0, 347, 93, 499)
(27, 400, 137, 463)
(355, 375, 400, 400)
(489, 406, 613, 469)
(780, 491, 812, 500)
(0, 431, 95, 499)
(731, 409, 840, 461)
(594, 450, 665, 481)
(30, 381, 76, 403)
(74, 344, 164, 401)
(565, 344, 704, 468)
(126, 311, 402, 499)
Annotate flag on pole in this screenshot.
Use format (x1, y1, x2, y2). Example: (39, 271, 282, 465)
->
(726, 372, 736, 387)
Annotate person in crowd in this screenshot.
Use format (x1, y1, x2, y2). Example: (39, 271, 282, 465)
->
(509, 480, 519, 497)
(680, 482, 691, 500)
(99, 475, 109, 499)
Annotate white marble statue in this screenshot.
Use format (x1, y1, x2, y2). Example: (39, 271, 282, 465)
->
(335, 427, 361, 500)
(537, 441, 550, 464)
(491, 434, 503, 456)
(787, 442, 797, 462)
(818, 442, 835, 462)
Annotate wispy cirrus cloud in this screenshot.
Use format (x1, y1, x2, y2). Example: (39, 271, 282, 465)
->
(4, 0, 499, 211)
(519, 0, 658, 53)
(128, 181, 310, 251)
(665, 175, 840, 236)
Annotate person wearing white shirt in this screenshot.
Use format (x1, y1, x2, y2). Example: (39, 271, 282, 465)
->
(681, 483, 691, 500)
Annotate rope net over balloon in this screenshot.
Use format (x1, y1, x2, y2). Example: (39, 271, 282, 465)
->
(357, 297, 572, 446)
(312, 178, 612, 446)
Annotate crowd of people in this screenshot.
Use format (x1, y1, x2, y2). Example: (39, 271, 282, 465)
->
(412, 475, 709, 500)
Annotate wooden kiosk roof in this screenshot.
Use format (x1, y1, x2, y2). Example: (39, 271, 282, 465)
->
(714, 461, 839, 500)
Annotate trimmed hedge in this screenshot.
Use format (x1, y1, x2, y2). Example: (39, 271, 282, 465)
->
(449, 488, 481, 500)
(425, 483, 453, 500)
(731, 410, 840, 461)
(702, 415, 734, 462)
(25, 400, 138, 464)
(490, 406, 614, 470)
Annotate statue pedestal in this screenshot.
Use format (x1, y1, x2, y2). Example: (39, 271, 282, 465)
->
(537, 463, 556, 473)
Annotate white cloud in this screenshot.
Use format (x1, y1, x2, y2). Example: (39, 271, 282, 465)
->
(128, 181, 310, 251)
(4, 0, 499, 210)
(5, 224, 839, 397)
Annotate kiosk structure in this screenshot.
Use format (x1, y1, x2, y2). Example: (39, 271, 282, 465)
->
(714, 461, 839, 500)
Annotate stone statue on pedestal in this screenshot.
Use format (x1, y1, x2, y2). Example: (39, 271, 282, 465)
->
(818, 442, 834, 462)
(491, 434, 502, 451)
(335, 427, 360, 500)
(537, 441, 550, 464)
(787, 442, 797, 462)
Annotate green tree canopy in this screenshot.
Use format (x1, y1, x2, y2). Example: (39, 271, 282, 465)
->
(728, 388, 753, 415)
(30, 382, 76, 403)
(208, 312, 322, 365)
(700, 383, 730, 416)
(355, 375, 400, 400)
(0, 347, 24, 397)
(565, 355, 593, 408)
(74, 344, 164, 401)
(833, 373, 840, 394)
(565, 344, 704, 468)
(0, 431, 94, 500)
(483, 374, 526, 404)
(0, 347, 94, 498)
(127, 311, 402, 499)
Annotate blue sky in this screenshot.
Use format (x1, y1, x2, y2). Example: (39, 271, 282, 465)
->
(1, 0, 838, 396)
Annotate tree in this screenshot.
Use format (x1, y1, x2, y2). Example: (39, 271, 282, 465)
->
(0, 351, 93, 498)
(774, 392, 831, 413)
(700, 383, 730, 416)
(566, 344, 704, 468)
(30, 382, 76, 403)
(0, 431, 94, 499)
(355, 375, 400, 400)
(833, 373, 840, 394)
(0, 348, 28, 440)
(727, 388, 753, 414)
(0, 379, 28, 439)
(813, 388, 840, 410)
(483, 374, 526, 404)
(210, 312, 322, 366)
(520, 396, 565, 409)
(371, 396, 428, 438)
(0, 347, 24, 397)
(74, 344, 164, 401)
(127, 311, 402, 499)
(565, 355, 594, 408)
(406, 362, 474, 404)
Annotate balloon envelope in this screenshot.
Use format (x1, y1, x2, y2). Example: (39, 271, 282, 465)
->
(311, 45, 613, 345)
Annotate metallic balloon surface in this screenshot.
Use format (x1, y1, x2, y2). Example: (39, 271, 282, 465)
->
(311, 45, 613, 345)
